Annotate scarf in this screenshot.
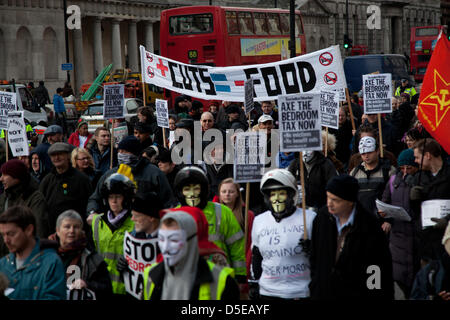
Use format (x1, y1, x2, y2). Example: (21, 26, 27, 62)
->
(49, 233, 87, 276)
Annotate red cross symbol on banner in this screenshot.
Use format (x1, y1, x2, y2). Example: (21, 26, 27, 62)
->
(157, 58, 169, 77)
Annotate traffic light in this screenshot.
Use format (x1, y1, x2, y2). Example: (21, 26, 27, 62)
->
(344, 34, 353, 49)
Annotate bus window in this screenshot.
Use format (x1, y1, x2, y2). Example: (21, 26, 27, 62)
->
(238, 12, 254, 35)
(254, 13, 269, 35)
(267, 13, 281, 35)
(415, 27, 439, 37)
(280, 14, 290, 35)
(226, 11, 239, 35)
(169, 14, 213, 35)
(295, 16, 304, 35)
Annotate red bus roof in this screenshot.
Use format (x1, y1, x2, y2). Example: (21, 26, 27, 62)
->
(163, 5, 301, 14)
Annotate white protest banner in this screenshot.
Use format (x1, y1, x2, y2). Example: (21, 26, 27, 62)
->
(113, 125, 128, 148)
(155, 99, 169, 128)
(140, 45, 347, 102)
(320, 89, 339, 129)
(233, 131, 266, 183)
(375, 199, 411, 222)
(363, 73, 392, 114)
(123, 231, 160, 299)
(7, 111, 29, 157)
(244, 78, 254, 115)
(278, 93, 322, 152)
(0, 91, 17, 130)
(334, 87, 346, 102)
(103, 84, 125, 119)
(421, 199, 450, 229)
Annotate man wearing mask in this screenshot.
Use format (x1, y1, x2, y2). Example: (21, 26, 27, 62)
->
(249, 169, 316, 300)
(86, 136, 175, 224)
(288, 150, 337, 210)
(173, 166, 247, 286)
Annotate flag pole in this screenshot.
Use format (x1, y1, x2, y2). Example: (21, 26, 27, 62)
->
(377, 113, 384, 158)
(299, 152, 308, 240)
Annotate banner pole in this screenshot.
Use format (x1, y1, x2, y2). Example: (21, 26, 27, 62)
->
(163, 127, 167, 149)
(377, 113, 384, 158)
(345, 88, 356, 131)
(324, 127, 328, 157)
(299, 152, 308, 240)
(110, 126, 114, 169)
(5, 130, 8, 162)
(244, 183, 250, 253)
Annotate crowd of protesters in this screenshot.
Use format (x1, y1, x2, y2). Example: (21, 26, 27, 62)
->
(0, 81, 449, 301)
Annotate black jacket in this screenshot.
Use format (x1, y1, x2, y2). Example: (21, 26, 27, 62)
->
(309, 203, 394, 300)
(288, 152, 337, 210)
(147, 258, 239, 300)
(40, 166, 93, 232)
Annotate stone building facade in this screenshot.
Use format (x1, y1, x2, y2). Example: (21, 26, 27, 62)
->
(0, 0, 444, 96)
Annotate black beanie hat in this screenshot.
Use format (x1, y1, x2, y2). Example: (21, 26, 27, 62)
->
(131, 193, 162, 219)
(118, 136, 141, 155)
(326, 174, 359, 202)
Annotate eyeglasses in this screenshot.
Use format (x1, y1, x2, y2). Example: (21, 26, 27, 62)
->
(77, 157, 90, 161)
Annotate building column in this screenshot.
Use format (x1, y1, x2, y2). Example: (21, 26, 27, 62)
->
(73, 28, 84, 97)
(93, 17, 104, 77)
(111, 19, 122, 70)
(384, 17, 391, 54)
(128, 20, 138, 71)
(145, 21, 154, 53)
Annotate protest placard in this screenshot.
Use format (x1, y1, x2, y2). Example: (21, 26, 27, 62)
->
(0, 91, 17, 130)
(244, 78, 254, 115)
(363, 73, 392, 114)
(155, 99, 169, 128)
(103, 84, 125, 119)
(123, 232, 160, 299)
(421, 199, 450, 229)
(113, 125, 128, 148)
(320, 89, 339, 129)
(7, 111, 29, 157)
(140, 45, 347, 102)
(278, 93, 322, 152)
(233, 131, 266, 183)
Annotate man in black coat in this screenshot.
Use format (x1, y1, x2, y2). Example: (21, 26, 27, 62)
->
(309, 175, 394, 300)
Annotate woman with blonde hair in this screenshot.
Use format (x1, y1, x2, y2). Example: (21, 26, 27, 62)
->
(71, 147, 101, 188)
(322, 130, 344, 174)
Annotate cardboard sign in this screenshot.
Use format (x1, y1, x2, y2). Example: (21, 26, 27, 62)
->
(363, 73, 392, 114)
(244, 78, 254, 115)
(103, 84, 125, 119)
(320, 90, 339, 129)
(7, 111, 29, 156)
(421, 199, 450, 229)
(155, 99, 169, 128)
(113, 125, 128, 148)
(278, 93, 322, 152)
(140, 45, 347, 102)
(0, 91, 17, 130)
(233, 131, 266, 183)
(123, 232, 160, 299)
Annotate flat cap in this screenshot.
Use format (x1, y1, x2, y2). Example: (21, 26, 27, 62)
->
(44, 125, 63, 135)
(48, 142, 72, 155)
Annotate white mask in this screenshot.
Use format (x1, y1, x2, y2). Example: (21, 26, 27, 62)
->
(302, 151, 314, 163)
(158, 229, 188, 267)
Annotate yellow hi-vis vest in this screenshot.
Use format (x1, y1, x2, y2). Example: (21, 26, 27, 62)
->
(92, 213, 134, 295)
(142, 259, 234, 300)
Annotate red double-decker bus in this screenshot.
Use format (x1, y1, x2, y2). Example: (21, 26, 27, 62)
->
(160, 6, 306, 66)
(410, 25, 447, 82)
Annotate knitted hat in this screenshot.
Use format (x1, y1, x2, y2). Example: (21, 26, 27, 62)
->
(131, 193, 161, 219)
(118, 136, 141, 155)
(77, 121, 88, 130)
(225, 104, 241, 114)
(326, 174, 359, 202)
(397, 148, 417, 167)
(1, 159, 29, 182)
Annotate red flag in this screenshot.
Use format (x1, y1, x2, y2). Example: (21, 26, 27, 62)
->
(417, 34, 450, 154)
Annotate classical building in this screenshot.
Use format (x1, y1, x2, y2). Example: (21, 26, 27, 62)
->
(0, 0, 443, 96)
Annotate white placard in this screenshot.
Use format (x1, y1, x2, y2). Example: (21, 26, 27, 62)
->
(363, 73, 392, 114)
(0, 91, 17, 130)
(320, 89, 339, 129)
(278, 93, 322, 152)
(421, 199, 450, 229)
(7, 111, 29, 156)
(155, 99, 169, 128)
(113, 125, 128, 148)
(103, 84, 125, 119)
(140, 45, 347, 102)
(122, 232, 160, 299)
(233, 131, 266, 183)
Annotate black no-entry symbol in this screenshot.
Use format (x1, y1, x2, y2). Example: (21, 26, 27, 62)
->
(147, 66, 155, 78)
(146, 53, 153, 63)
(319, 52, 333, 66)
(324, 72, 337, 85)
